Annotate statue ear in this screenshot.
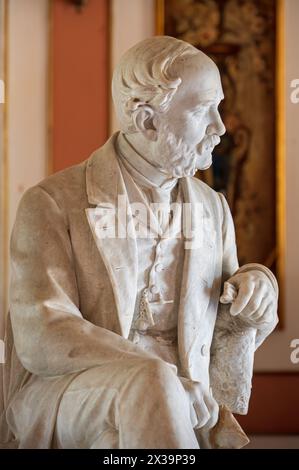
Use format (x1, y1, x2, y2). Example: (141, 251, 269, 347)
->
(132, 105, 157, 141)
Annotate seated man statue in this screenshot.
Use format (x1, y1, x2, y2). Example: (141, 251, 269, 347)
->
(0, 36, 278, 449)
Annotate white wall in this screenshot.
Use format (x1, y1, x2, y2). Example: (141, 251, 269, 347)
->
(8, 0, 48, 237)
(109, 0, 155, 133)
(0, 0, 48, 333)
(0, 0, 6, 338)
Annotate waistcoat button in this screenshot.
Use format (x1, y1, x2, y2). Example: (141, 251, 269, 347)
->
(150, 285, 159, 294)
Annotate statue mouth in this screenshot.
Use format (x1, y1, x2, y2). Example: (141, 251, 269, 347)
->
(198, 135, 220, 154)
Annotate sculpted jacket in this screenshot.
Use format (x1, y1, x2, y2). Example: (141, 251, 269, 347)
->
(0, 134, 278, 448)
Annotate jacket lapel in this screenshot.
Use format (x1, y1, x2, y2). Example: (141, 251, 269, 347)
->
(178, 177, 217, 378)
(85, 134, 138, 338)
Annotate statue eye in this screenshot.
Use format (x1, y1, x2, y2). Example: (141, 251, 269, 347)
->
(193, 106, 208, 116)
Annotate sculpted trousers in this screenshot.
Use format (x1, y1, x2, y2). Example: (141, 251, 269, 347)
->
(53, 357, 199, 449)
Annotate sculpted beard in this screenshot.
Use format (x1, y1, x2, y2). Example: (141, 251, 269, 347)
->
(156, 123, 215, 178)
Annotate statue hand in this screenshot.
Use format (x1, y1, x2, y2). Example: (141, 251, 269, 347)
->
(180, 378, 219, 430)
(220, 271, 277, 327)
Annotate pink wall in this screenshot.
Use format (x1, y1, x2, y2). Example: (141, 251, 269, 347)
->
(51, 0, 109, 173)
(238, 373, 299, 433)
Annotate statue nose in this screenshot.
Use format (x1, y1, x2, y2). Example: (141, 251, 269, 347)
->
(215, 113, 226, 135)
(217, 120, 226, 136)
(207, 118, 226, 137)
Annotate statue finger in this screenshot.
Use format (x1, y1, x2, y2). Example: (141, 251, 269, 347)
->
(230, 281, 255, 316)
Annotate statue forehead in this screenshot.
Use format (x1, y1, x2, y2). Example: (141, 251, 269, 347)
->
(171, 53, 224, 105)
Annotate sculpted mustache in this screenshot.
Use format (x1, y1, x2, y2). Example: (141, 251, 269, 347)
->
(198, 135, 221, 152)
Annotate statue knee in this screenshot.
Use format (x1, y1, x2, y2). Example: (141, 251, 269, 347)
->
(140, 358, 179, 390)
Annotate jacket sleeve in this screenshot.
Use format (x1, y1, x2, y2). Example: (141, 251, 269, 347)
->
(10, 185, 156, 378)
(209, 192, 278, 414)
(218, 192, 239, 283)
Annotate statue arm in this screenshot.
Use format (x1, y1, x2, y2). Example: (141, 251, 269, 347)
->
(9, 185, 155, 378)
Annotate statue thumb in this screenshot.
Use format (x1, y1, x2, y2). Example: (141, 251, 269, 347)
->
(220, 281, 237, 304)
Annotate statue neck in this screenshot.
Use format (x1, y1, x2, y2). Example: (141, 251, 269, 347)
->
(116, 132, 177, 190)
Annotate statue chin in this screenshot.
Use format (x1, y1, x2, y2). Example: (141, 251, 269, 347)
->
(199, 162, 213, 171)
(196, 153, 213, 171)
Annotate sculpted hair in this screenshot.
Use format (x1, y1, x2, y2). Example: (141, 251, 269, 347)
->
(112, 36, 199, 133)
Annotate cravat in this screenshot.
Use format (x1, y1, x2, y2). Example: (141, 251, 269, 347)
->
(150, 176, 179, 233)
(150, 186, 171, 233)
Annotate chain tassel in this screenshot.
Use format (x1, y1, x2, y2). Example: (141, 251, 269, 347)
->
(135, 288, 155, 331)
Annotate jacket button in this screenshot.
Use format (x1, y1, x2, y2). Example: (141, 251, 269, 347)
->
(155, 263, 163, 272)
(201, 344, 208, 356)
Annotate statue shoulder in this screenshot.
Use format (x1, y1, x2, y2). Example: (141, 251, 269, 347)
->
(189, 176, 229, 225)
(44, 161, 88, 208)
(189, 175, 222, 204)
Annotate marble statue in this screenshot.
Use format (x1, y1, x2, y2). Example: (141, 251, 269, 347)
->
(0, 36, 278, 449)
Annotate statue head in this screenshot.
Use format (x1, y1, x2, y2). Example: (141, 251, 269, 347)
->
(112, 36, 226, 178)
